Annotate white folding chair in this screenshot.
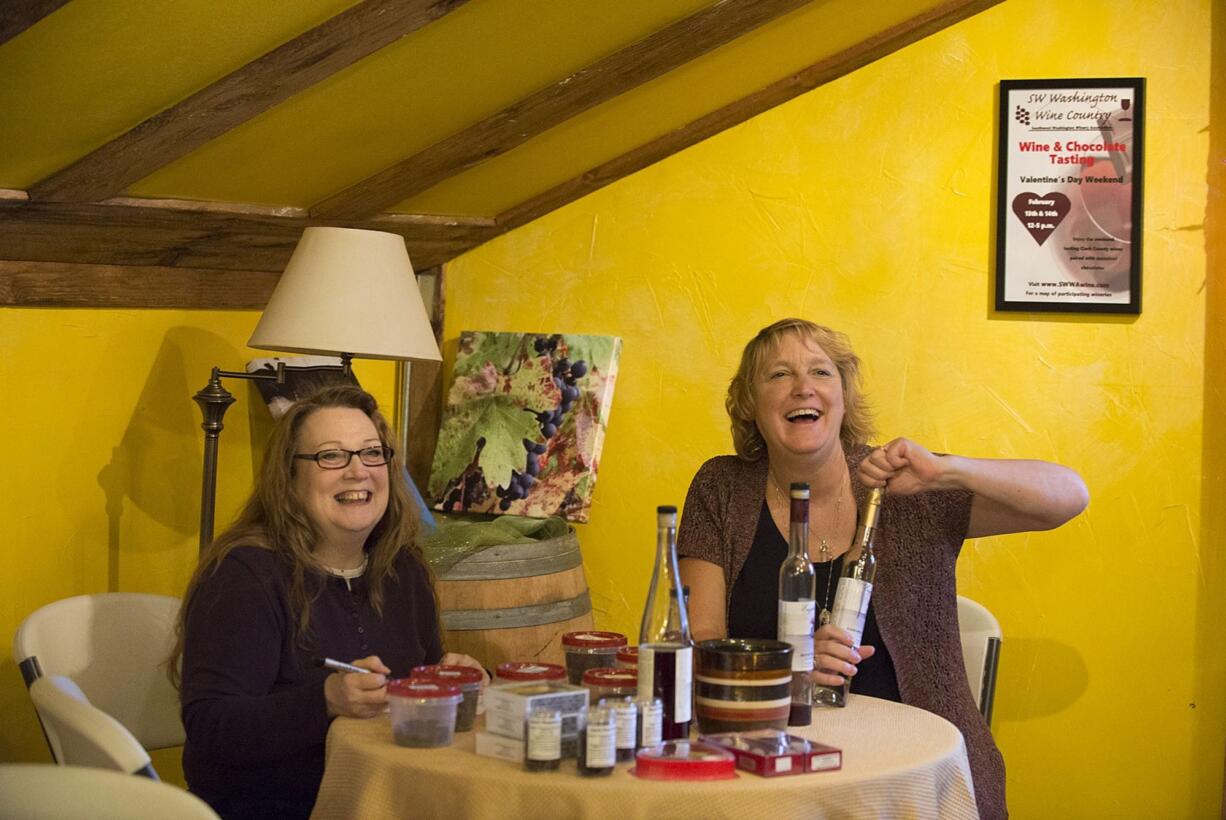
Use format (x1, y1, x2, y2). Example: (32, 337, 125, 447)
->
(0, 763, 218, 820)
(29, 676, 157, 779)
(956, 595, 1002, 725)
(13, 593, 185, 759)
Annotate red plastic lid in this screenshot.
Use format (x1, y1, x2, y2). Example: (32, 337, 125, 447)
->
(411, 664, 484, 686)
(562, 631, 628, 649)
(582, 667, 638, 688)
(616, 646, 639, 664)
(635, 741, 737, 780)
(495, 661, 566, 681)
(386, 679, 462, 700)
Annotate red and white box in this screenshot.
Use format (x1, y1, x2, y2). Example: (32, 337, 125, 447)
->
(699, 729, 842, 777)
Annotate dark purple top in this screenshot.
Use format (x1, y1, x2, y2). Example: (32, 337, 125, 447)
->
(180, 546, 442, 819)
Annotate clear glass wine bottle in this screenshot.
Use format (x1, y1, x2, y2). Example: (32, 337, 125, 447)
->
(815, 486, 883, 708)
(637, 505, 693, 740)
(778, 482, 816, 726)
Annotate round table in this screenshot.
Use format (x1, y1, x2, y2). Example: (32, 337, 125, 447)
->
(311, 695, 978, 819)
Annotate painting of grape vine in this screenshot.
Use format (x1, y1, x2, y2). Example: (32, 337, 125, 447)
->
(428, 331, 621, 522)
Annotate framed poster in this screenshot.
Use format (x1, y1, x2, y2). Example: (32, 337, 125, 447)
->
(995, 78, 1144, 313)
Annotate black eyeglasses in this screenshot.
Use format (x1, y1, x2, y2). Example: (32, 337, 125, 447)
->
(293, 445, 394, 470)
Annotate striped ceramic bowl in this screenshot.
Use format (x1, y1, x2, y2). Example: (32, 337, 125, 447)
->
(694, 639, 793, 733)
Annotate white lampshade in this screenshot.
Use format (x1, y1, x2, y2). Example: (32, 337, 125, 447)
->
(248, 226, 442, 362)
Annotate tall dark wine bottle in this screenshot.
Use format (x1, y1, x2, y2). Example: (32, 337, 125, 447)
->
(815, 486, 884, 708)
(637, 505, 693, 740)
(778, 482, 816, 726)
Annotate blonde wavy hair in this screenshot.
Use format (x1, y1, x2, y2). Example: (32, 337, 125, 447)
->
(726, 318, 875, 460)
(168, 385, 434, 687)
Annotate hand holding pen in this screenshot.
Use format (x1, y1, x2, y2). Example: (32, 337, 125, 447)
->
(318, 655, 390, 719)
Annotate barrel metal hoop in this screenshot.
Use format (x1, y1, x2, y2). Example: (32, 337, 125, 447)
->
(440, 591, 592, 631)
(440, 535, 582, 581)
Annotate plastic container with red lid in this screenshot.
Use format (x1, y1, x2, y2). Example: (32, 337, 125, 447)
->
(386, 679, 463, 748)
(634, 740, 738, 781)
(411, 664, 484, 732)
(495, 661, 567, 684)
(562, 631, 627, 685)
(581, 667, 638, 702)
(615, 646, 639, 668)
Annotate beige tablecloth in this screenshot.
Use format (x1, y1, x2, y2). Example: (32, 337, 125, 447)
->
(312, 695, 978, 820)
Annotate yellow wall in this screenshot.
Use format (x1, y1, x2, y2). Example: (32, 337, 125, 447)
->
(1, 0, 1220, 816)
(442, 0, 1222, 816)
(0, 309, 395, 780)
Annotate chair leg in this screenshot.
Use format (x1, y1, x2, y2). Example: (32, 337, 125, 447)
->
(980, 636, 1002, 726)
(18, 656, 60, 763)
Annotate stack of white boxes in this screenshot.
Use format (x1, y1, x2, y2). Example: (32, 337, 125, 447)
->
(475, 680, 589, 762)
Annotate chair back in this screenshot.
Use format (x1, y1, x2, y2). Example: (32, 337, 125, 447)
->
(29, 676, 156, 778)
(956, 595, 1002, 725)
(0, 763, 218, 819)
(13, 593, 185, 751)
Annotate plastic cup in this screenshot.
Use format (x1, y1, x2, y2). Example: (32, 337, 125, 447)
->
(387, 679, 462, 748)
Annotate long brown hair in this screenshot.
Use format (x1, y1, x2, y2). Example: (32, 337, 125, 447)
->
(725, 318, 875, 460)
(169, 385, 434, 687)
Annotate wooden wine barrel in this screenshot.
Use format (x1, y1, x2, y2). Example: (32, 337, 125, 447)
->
(434, 529, 594, 670)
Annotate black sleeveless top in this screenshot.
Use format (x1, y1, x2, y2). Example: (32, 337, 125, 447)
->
(727, 502, 901, 701)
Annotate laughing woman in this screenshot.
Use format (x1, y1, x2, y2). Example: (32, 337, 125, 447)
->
(171, 385, 484, 820)
(677, 318, 1088, 820)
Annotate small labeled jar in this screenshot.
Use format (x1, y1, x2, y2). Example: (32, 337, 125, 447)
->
(638, 697, 663, 749)
(615, 646, 638, 669)
(562, 632, 627, 685)
(577, 704, 617, 776)
(582, 667, 637, 703)
(525, 707, 562, 772)
(602, 697, 638, 763)
(411, 664, 483, 732)
(495, 662, 567, 684)
(387, 680, 462, 748)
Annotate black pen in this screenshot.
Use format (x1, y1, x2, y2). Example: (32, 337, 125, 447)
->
(314, 657, 372, 675)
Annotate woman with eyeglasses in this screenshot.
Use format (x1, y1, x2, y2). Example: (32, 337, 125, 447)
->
(170, 385, 485, 820)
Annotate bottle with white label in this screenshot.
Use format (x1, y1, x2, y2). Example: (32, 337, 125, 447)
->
(637, 506, 693, 740)
(817, 486, 884, 707)
(778, 482, 816, 726)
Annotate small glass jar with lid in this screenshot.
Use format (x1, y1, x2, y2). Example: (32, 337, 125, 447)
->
(562, 631, 627, 685)
(524, 707, 562, 772)
(577, 704, 617, 776)
(601, 696, 638, 763)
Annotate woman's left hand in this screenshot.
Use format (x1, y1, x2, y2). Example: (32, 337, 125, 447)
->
(858, 437, 944, 495)
(440, 652, 492, 686)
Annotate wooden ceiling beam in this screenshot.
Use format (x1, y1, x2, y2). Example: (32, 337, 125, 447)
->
(0, 0, 69, 47)
(495, 0, 1005, 235)
(0, 195, 498, 278)
(26, 0, 471, 204)
(0, 259, 282, 309)
(310, 0, 815, 220)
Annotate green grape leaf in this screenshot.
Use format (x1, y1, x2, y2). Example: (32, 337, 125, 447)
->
(431, 394, 539, 494)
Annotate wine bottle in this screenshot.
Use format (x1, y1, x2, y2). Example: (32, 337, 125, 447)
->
(637, 505, 693, 740)
(815, 486, 884, 708)
(778, 482, 816, 726)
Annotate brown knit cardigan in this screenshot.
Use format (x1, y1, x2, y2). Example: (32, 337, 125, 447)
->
(676, 447, 1006, 820)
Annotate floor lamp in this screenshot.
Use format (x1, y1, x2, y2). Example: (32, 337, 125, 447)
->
(194, 226, 442, 553)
